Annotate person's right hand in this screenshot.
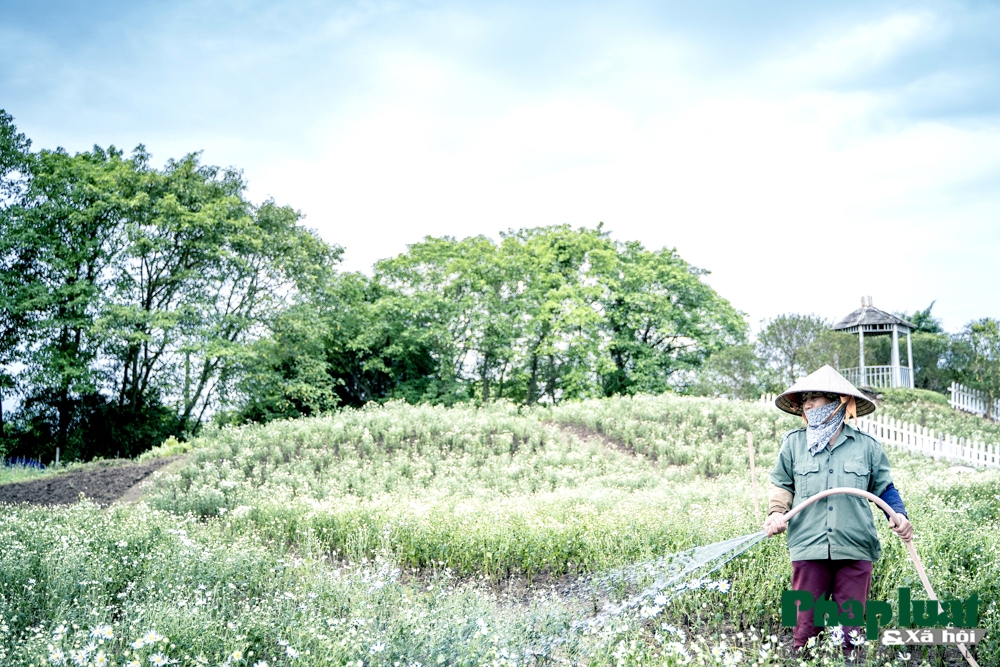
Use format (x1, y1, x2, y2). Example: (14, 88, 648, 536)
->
(763, 512, 787, 538)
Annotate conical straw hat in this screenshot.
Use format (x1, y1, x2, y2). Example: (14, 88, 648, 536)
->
(775, 365, 876, 417)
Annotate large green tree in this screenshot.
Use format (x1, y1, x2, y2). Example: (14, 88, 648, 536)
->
(503, 225, 608, 404)
(0, 110, 33, 441)
(3, 146, 130, 456)
(756, 314, 827, 387)
(689, 344, 765, 400)
(894, 302, 953, 392)
(374, 235, 513, 404)
(232, 271, 438, 420)
(233, 224, 744, 419)
(0, 123, 338, 459)
(955, 318, 1000, 419)
(595, 240, 746, 396)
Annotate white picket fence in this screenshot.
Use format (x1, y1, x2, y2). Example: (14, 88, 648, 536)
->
(949, 382, 1000, 423)
(758, 394, 999, 468)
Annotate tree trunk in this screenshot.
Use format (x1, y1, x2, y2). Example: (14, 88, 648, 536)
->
(547, 354, 557, 403)
(527, 354, 539, 405)
(497, 363, 507, 400)
(57, 386, 71, 454)
(179, 357, 220, 432)
(481, 352, 491, 402)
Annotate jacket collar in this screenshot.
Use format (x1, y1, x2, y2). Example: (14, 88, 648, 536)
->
(829, 422, 859, 451)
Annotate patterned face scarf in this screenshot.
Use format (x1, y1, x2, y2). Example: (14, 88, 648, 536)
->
(804, 399, 847, 456)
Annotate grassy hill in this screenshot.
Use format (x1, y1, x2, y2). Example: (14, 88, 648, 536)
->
(878, 388, 1000, 443)
(1, 394, 998, 666)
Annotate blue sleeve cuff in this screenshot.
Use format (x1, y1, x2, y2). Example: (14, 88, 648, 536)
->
(878, 483, 908, 520)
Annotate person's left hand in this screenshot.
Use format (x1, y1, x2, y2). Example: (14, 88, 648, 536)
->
(888, 514, 913, 542)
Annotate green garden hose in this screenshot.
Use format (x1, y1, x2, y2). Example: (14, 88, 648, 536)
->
(781, 487, 979, 667)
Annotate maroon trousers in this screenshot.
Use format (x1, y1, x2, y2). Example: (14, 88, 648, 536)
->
(791, 559, 874, 651)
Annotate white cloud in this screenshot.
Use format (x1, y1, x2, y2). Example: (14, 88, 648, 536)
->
(764, 12, 940, 85)
(6, 2, 999, 331)
(248, 11, 1000, 332)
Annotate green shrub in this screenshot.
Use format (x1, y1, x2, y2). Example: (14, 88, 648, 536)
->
(879, 387, 950, 407)
(879, 388, 1000, 443)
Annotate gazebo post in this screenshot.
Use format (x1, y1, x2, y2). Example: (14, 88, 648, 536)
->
(891, 324, 901, 388)
(858, 327, 866, 387)
(906, 329, 914, 389)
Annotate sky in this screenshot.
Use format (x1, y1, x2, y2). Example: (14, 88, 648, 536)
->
(2, 0, 999, 333)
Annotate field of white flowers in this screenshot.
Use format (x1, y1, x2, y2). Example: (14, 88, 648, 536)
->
(1, 394, 998, 667)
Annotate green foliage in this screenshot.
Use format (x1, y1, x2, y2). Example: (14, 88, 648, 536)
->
(11, 392, 182, 461)
(236, 225, 744, 423)
(0, 503, 584, 667)
(953, 318, 1000, 418)
(233, 270, 444, 418)
(498, 225, 611, 404)
(909, 331, 954, 392)
(0, 111, 341, 461)
(241, 225, 745, 423)
(752, 308, 964, 395)
(0, 108, 31, 195)
(2, 145, 134, 459)
(373, 233, 531, 404)
(0, 109, 32, 440)
(228, 301, 342, 422)
(137, 434, 195, 461)
(0, 463, 48, 486)
(594, 239, 747, 397)
(878, 387, 950, 407)
(755, 314, 857, 389)
(688, 344, 766, 400)
(897, 301, 944, 335)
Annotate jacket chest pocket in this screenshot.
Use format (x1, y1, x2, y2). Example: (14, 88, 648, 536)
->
(842, 460, 871, 490)
(793, 460, 821, 496)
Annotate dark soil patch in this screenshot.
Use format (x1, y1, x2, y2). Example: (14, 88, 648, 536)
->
(0, 457, 179, 506)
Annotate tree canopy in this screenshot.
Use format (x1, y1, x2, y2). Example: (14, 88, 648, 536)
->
(0, 113, 337, 460)
(233, 225, 747, 421)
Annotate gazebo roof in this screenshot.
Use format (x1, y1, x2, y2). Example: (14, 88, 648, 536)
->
(832, 303, 915, 334)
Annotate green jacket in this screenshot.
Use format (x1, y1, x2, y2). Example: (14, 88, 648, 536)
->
(769, 422, 894, 562)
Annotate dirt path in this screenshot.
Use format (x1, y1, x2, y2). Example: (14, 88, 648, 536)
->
(0, 456, 185, 507)
(553, 421, 645, 459)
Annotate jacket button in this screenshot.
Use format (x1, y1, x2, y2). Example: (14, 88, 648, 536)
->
(828, 528, 832, 532)
(829, 506, 833, 511)
(829, 469, 834, 474)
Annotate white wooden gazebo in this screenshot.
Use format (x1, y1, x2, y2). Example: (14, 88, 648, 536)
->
(832, 297, 916, 389)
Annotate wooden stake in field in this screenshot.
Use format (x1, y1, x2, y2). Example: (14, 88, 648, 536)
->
(747, 432, 760, 522)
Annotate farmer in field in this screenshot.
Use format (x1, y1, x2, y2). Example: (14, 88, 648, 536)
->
(762, 365, 914, 656)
